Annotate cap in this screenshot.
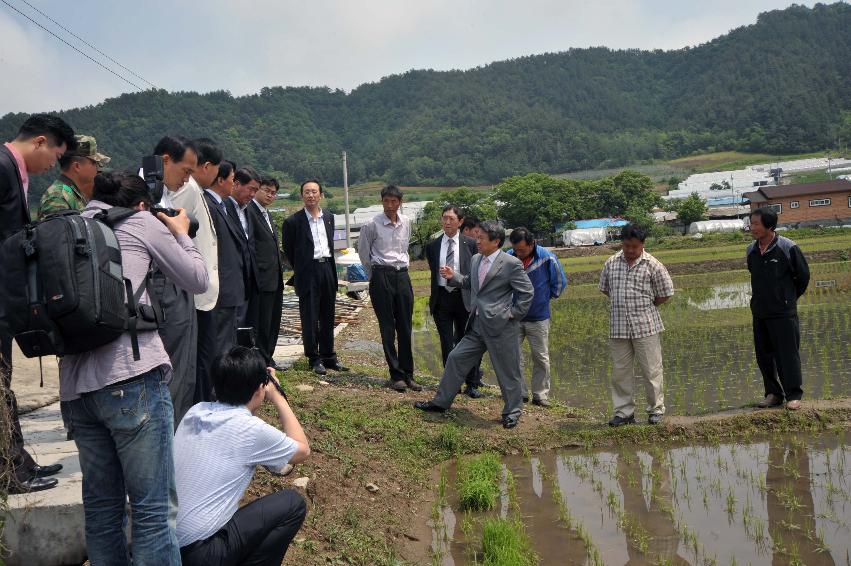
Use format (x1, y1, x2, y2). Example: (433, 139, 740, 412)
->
(67, 135, 110, 167)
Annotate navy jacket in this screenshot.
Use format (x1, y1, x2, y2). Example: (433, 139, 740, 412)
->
(507, 244, 567, 322)
(747, 235, 810, 319)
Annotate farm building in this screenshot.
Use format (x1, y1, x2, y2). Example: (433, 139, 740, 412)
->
(743, 180, 851, 227)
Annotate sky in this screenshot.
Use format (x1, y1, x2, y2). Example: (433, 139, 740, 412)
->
(0, 0, 820, 114)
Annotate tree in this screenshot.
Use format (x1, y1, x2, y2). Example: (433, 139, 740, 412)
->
(676, 193, 709, 225)
(494, 174, 569, 235)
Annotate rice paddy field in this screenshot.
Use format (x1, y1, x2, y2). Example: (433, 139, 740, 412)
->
(413, 239, 851, 419)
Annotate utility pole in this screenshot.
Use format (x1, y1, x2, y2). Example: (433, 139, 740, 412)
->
(343, 151, 351, 248)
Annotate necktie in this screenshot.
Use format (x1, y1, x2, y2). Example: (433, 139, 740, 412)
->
(478, 256, 489, 288)
(446, 238, 455, 271)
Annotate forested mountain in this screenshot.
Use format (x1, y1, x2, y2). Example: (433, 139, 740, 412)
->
(2, 2, 849, 193)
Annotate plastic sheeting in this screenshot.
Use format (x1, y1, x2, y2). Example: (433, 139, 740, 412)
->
(562, 227, 608, 246)
(687, 219, 746, 234)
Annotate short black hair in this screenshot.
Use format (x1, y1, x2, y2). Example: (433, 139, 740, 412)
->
(300, 178, 322, 194)
(16, 114, 76, 150)
(509, 226, 535, 246)
(216, 160, 235, 183)
(479, 220, 506, 246)
(153, 135, 194, 162)
(261, 177, 280, 191)
(210, 346, 268, 406)
(621, 223, 647, 242)
(58, 154, 87, 170)
(750, 207, 778, 230)
(442, 204, 463, 219)
(92, 170, 151, 209)
(234, 167, 261, 185)
(192, 137, 223, 166)
(461, 216, 480, 231)
(380, 185, 403, 200)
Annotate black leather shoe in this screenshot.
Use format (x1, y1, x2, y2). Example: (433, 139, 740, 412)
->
(465, 386, 483, 399)
(502, 415, 520, 429)
(9, 476, 58, 494)
(608, 414, 636, 427)
(405, 379, 423, 392)
(311, 361, 327, 376)
(532, 398, 551, 408)
(325, 362, 350, 372)
(32, 464, 62, 478)
(414, 401, 446, 413)
(522, 396, 529, 403)
(269, 361, 285, 372)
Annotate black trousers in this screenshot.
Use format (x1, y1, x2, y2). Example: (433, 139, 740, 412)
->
(196, 305, 239, 404)
(753, 315, 803, 401)
(432, 287, 481, 388)
(181, 490, 307, 566)
(151, 275, 198, 428)
(298, 261, 338, 364)
(0, 333, 36, 483)
(370, 267, 414, 382)
(255, 285, 284, 365)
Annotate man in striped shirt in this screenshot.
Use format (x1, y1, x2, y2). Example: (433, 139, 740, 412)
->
(599, 224, 674, 426)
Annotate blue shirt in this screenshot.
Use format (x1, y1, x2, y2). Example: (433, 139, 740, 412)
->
(507, 244, 567, 321)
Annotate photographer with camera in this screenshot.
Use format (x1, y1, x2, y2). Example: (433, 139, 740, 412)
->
(147, 136, 201, 426)
(60, 171, 208, 565)
(175, 346, 309, 565)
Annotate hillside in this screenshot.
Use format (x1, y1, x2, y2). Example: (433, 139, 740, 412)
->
(2, 2, 849, 198)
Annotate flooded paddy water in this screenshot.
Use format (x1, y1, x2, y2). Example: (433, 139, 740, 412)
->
(430, 430, 851, 565)
(413, 261, 851, 416)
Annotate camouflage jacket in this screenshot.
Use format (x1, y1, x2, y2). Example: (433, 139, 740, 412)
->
(38, 175, 87, 220)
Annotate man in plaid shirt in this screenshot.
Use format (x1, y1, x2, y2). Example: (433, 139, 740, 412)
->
(599, 224, 674, 426)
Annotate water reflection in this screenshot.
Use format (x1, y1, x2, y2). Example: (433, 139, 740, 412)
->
(685, 282, 751, 311)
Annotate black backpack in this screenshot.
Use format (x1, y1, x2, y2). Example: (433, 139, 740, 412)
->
(0, 208, 161, 363)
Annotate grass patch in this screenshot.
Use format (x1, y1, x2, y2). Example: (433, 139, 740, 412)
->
(481, 517, 538, 566)
(457, 453, 502, 511)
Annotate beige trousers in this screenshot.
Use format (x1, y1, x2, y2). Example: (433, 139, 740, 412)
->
(518, 319, 551, 401)
(609, 333, 665, 417)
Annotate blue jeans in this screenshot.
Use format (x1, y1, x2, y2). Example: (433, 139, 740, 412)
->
(61, 366, 180, 566)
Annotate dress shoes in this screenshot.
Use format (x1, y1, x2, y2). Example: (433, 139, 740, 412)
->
(390, 380, 408, 392)
(9, 476, 58, 494)
(269, 361, 286, 372)
(608, 414, 636, 427)
(465, 386, 483, 399)
(502, 415, 519, 429)
(648, 413, 664, 425)
(32, 463, 62, 478)
(414, 401, 446, 413)
(756, 393, 783, 408)
(325, 362, 350, 372)
(405, 378, 423, 392)
(786, 399, 802, 410)
(311, 361, 327, 376)
(522, 396, 529, 403)
(532, 398, 550, 408)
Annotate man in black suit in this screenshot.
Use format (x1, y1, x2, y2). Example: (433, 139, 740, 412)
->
(229, 168, 261, 328)
(426, 205, 483, 398)
(247, 177, 285, 369)
(0, 114, 76, 493)
(282, 180, 349, 375)
(199, 161, 251, 401)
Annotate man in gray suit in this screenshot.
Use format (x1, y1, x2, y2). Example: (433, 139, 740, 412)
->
(415, 221, 534, 429)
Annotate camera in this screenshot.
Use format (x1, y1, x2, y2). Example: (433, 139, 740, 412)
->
(142, 155, 199, 238)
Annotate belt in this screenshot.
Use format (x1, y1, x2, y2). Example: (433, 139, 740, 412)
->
(373, 264, 408, 272)
(313, 257, 331, 263)
(439, 285, 455, 293)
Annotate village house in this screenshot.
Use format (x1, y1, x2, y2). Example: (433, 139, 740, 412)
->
(743, 179, 851, 227)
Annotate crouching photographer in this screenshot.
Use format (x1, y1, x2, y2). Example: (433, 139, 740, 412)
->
(59, 171, 208, 565)
(174, 346, 310, 566)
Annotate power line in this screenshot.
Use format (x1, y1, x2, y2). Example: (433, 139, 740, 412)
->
(17, 0, 158, 89)
(0, 0, 146, 92)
